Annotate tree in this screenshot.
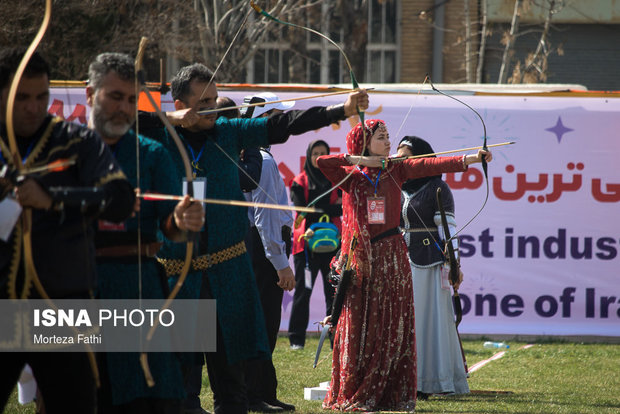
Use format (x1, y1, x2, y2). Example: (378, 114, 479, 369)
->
(0, 0, 327, 83)
(508, 0, 565, 83)
(497, 0, 566, 84)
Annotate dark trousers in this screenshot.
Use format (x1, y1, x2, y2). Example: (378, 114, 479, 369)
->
(243, 226, 289, 404)
(288, 250, 335, 347)
(183, 275, 248, 414)
(97, 353, 182, 414)
(0, 352, 96, 414)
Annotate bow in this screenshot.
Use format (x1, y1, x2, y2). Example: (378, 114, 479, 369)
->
(428, 77, 490, 239)
(134, 37, 197, 387)
(1, 0, 101, 385)
(313, 232, 357, 368)
(249, 1, 367, 227)
(436, 187, 462, 326)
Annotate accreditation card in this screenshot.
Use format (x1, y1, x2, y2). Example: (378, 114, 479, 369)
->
(367, 196, 385, 224)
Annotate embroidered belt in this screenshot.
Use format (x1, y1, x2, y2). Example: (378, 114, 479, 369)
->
(157, 241, 247, 276)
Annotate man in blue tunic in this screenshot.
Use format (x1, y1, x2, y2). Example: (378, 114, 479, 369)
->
(140, 63, 368, 414)
(86, 53, 204, 414)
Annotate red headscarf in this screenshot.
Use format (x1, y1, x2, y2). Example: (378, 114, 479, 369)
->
(346, 119, 385, 155)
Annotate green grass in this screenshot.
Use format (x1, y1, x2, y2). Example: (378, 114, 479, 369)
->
(5, 337, 620, 413)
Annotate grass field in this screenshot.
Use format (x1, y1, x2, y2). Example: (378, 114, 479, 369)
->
(5, 337, 620, 413)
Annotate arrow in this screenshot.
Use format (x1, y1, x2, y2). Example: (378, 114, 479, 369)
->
(138, 192, 323, 214)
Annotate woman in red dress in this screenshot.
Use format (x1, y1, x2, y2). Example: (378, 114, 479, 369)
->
(318, 119, 491, 411)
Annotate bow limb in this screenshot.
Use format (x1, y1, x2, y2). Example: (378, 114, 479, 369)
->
(429, 78, 490, 239)
(436, 187, 462, 326)
(135, 37, 195, 387)
(249, 2, 366, 226)
(313, 232, 357, 368)
(3, 0, 52, 298)
(2, 0, 101, 386)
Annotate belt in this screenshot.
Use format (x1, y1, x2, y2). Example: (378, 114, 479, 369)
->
(157, 241, 247, 276)
(96, 242, 163, 258)
(370, 227, 401, 244)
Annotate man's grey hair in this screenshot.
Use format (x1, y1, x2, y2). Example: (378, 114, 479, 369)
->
(88, 53, 134, 90)
(170, 63, 215, 102)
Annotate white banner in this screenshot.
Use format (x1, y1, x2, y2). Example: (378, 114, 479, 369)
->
(49, 87, 620, 337)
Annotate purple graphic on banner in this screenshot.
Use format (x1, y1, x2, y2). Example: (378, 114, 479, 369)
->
(546, 116, 574, 143)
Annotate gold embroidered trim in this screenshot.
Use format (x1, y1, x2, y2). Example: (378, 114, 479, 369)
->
(23, 117, 62, 169)
(157, 241, 247, 276)
(6, 219, 22, 299)
(95, 170, 127, 186)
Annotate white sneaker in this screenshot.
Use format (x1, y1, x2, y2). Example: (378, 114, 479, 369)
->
(290, 344, 304, 350)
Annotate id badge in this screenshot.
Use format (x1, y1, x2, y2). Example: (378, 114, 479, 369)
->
(183, 177, 207, 230)
(183, 177, 207, 203)
(0, 197, 22, 241)
(367, 196, 385, 224)
(440, 264, 451, 290)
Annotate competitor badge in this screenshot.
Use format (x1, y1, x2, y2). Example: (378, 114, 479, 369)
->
(367, 196, 386, 224)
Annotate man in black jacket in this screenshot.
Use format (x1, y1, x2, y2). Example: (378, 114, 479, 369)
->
(0, 48, 135, 413)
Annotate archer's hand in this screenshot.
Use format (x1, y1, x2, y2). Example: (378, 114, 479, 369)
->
(343, 89, 369, 117)
(465, 149, 493, 166)
(277, 266, 296, 291)
(347, 155, 387, 168)
(166, 108, 200, 128)
(173, 195, 205, 232)
(451, 268, 464, 290)
(14, 178, 52, 210)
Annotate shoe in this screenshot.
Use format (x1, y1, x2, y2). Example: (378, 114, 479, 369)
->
(265, 399, 295, 411)
(290, 344, 304, 350)
(248, 401, 284, 413)
(417, 391, 430, 400)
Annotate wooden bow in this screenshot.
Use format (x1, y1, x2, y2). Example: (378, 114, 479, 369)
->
(134, 37, 196, 387)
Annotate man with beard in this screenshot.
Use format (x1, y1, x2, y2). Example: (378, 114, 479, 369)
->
(0, 48, 135, 413)
(85, 52, 204, 413)
(139, 63, 368, 414)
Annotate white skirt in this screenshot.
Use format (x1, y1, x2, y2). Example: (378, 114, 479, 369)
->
(411, 262, 470, 395)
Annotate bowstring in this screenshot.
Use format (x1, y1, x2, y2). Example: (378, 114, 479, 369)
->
(212, 141, 280, 206)
(250, 2, 367, 212)
(428, 77, 490, 242)
(198, 7, 252, 102)
(193, 6, 280, 205)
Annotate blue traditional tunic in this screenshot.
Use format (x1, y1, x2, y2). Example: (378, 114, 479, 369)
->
(155, 117, 271, 365)
(95, 131, 185, 405)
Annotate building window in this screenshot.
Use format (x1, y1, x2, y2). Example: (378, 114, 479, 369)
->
(367, 0, 399, 83)
(248, 0, 400, 84)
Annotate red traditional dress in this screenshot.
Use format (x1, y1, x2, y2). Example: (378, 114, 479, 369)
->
(318, 120, 467, 412)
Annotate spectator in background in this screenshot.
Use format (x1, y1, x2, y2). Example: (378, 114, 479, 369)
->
(242, 92, 296, 412)
(288, 140, 342, 350)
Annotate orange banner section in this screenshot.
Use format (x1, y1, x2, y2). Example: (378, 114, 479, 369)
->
(138, 90, 160, 112)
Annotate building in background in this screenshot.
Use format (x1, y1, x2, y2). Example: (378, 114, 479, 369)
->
(244, 0, 620, 90)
